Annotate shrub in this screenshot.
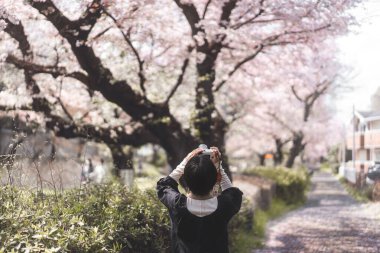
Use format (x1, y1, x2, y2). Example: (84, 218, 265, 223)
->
(0, 183, 254, 252)
(0, 184, 171, 253)
(228, 199, 255, 252)
(243, 166, 310, 204)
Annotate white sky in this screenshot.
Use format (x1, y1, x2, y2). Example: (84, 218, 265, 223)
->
(335, 0, 380, 123)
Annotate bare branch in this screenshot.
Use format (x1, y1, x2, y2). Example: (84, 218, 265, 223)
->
(91, 26, 112, 41)
(302, 80, 332, 121)
(214, 44, 264, 92)
(284, 24, 332, 37)
(153, 46, 171, 59)
(29, 0, 78, 41)
(249, 18, 282, 24)
(268, 112, 297, 135)
(6, 55, 90, 85)
(231, 0, 266, 29)
(304, 0, 322, 17)
(173, 0, 201, 36)
(102, 8, 146, 95)
(55, 97, 74, 121)
(219, 0, 239, 28)
(215, 23, 331, 92)
(3, 18, 31, 57)
(2, 18, 40, 94)
(202, 0, 212, 19)
(0, 100, 158, 147)
(291, 85, 304, 102)
(164, 47, 193, 105)
(46, 115, 158, 147)
(0, 104, 32, 111)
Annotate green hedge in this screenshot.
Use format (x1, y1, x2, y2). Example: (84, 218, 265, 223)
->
(0, 184, 253, 253)
(0, 184, 170, 253)
(244, 166, 310, 204)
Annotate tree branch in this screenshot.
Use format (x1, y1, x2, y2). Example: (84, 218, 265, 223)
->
(219, 0, 239, 28)
(102, 8, 146, 96)
(28, 0, 197, 155)
(0, 99, 158, 147)
(164, 47, 193, 105)
(3, 17, 40, 94)
(55, 96, 74, 121)
(303, 80, 331, 121)
(214, 23, 331, 92)
(231, 0, 266, 30)
(28, 0, 154, 123)
(3, 18, 31, 57)
(173, 0, 201, 36)
(202, 0, 212, 19)
(291, 85, 304, 102)
(268, 112, 297, 135)
(0, 104, 33, 111)
(6, 55, 90, 85)
(91, 26, 112, 41)
(214, 44, 264, 92)
(46, 115, 158, 147)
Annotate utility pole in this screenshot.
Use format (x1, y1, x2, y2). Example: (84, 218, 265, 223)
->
(352, 105, 356, 170)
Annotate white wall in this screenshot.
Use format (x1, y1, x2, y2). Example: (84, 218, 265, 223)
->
(374, 149, 380, 161)
(358, 149, 367, 161)
(370, 120, 380, 130)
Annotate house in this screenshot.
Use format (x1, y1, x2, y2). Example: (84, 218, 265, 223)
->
(344, 110, 380, 183)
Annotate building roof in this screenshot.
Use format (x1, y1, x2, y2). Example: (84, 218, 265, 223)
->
(356, 111, 380, 122)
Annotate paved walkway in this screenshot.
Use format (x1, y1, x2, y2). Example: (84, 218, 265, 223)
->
(255, 171, 380, 253)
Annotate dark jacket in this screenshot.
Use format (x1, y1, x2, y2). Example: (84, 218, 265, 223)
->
(157, 176, 243, 253)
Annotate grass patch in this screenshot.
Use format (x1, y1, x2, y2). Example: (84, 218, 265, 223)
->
(339, 177, 373, 203)
(320, 162, 331, 172)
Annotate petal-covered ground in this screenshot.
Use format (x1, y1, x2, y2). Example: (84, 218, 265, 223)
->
(255, 171, 380, 253)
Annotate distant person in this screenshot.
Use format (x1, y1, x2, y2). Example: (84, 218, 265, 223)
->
(157, 147, 243, 253)
(81, 158, 94, 184)
(89, 158, 106, 184)
(137, 158, 143, 176)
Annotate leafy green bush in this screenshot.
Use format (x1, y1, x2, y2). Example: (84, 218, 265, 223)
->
(0, 184, 170, 253)
(244, 166, 310, 204)
(228, 199, 254, 252)
(0, 184, 254, 252)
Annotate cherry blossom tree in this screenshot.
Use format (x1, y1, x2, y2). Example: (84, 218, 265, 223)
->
(0, 0, 358, 175)
(227, 42, 344, 168)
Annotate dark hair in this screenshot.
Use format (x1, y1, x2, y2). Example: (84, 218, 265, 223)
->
(183, 155, 217, 196)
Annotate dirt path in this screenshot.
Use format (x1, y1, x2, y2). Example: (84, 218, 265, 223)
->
(254, 171, 380, 253)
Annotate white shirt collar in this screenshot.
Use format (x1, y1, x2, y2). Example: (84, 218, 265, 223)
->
(186, 197, 218, 217)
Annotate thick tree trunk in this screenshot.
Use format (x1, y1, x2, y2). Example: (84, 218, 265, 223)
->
(258, 153, 265, 166)
(274, 138, 285, 165)
(285, 133, 305, 168)
(150, 144, 160, 165)
(108, 144, 136, 187)
(108, 144, 133, 176)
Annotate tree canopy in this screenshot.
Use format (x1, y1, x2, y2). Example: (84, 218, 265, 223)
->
(0, 0, 359, 172)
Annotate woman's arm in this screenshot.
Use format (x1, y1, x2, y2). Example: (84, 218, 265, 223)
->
(169, 148, 203, 182)
(156, 176, 182, 210)
(219, 165, 233, 191)
(157, 148, 203, 209)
